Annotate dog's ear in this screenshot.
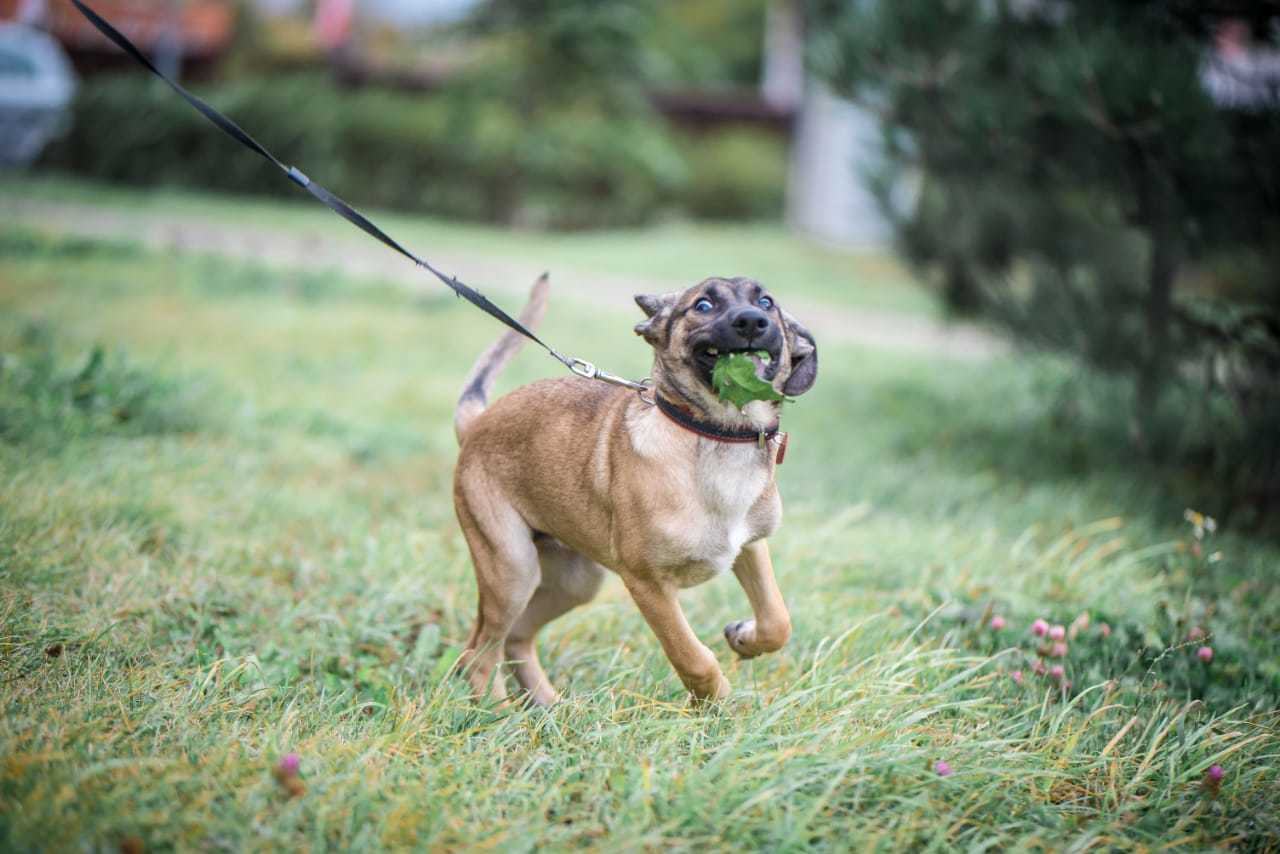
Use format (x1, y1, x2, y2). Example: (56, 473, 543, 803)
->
(635, 293, 668, 318)
(634, 292, 678, 342)
(781, 311, 818, 396)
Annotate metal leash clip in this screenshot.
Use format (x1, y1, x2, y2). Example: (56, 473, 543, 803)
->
(568, 358, 655, 405)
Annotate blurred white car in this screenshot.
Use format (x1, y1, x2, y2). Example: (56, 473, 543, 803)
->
(0, 22, 76, 167)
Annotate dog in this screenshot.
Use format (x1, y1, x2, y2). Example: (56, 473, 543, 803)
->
(451, 274, 817, 704)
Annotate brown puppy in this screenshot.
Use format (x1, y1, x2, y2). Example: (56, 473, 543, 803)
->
(452, 275, 817, 704)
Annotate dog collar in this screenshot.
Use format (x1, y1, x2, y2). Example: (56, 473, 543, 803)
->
(655, 395, 788, 463)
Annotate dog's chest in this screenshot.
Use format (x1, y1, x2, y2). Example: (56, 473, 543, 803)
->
(695, 445, 768, 518)
(659, 444, 775, 586)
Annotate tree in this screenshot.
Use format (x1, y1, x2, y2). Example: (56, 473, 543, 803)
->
(810, 0, 1280, 517)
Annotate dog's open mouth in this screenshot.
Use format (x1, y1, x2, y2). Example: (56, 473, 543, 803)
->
(694, 346, 779, 385)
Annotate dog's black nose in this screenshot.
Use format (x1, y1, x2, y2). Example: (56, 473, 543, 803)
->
(730, 307, 770, 340)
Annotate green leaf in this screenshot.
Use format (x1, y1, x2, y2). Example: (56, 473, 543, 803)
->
(711, 352, 786, 410)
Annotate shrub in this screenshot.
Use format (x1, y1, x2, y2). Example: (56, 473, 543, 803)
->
(677, 127, 786, 220)
(41, 74, 482, 218)
(39, 72, 785, 228)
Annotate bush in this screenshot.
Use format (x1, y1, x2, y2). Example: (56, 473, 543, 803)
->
(677, 127, 786, 220)
(41, 73, 506, 221)
(39, 72, 785, 229)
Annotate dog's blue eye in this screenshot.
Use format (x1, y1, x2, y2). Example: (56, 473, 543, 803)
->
(758, 296, 774, 310)
(694, 298, 713, 313)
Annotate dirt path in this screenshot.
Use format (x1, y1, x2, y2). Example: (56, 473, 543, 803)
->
(7, 197, 1004, 361)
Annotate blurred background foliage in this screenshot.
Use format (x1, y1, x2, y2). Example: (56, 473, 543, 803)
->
(38, 0, 785, 229)
(809, 0, 1280, 525)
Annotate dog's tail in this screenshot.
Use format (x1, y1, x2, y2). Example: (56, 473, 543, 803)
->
(454, 273, 551, 443)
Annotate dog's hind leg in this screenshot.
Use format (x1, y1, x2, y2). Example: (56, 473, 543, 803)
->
(504, 539, 605, 706)
(456, 494, 541, 704)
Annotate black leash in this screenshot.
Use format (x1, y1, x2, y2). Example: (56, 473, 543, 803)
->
(67, 0, 649, 395)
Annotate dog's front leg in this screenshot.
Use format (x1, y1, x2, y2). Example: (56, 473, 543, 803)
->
(723, 540, 792, 659)
(623, 576, 731, 701)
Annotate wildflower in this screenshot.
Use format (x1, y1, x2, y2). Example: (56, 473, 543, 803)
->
(1188, 626, 1206, 642)
(1031, 619, 1049, 637)
(1204, 764, 1224, 797)
(1098, 622, 1112, 638)
(1183, 509, 1217, 540)
(1011, 670, 1024, 685)
(273, 752, 305, 798)
(934, 760, 953, 777)
(1048, 624, 1066, 641)
(1197, 646, 1214, 663)
(1050, 641, 1068, 658)
(1031, 659, 1047, 676)
(1049, 664, 1065, 680)
(990, 615, 1006, 631)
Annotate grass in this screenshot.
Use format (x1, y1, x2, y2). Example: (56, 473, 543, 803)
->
(1, 203, 1278, 851)
(1, 173, 935, 317)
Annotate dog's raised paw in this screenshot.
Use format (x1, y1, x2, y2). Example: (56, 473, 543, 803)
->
(725, 617, 792, 658)
(724, 619, 761, 659)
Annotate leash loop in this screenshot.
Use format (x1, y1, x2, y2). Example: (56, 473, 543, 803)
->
(67, 0, 649, 396)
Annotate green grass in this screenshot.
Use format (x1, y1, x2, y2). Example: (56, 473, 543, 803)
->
(1, 213, 1278, 851)
(1, 174, 936, 317)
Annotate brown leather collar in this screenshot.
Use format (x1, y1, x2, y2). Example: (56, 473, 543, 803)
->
(655, 395, 779, 444)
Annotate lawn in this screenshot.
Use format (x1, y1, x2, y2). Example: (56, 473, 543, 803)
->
(3, 174, 934, 318)
(1, 189, 1277, 851)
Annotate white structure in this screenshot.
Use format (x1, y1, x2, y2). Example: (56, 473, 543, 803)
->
(764, 0, 891, 247)
(786, 82, 892, 248)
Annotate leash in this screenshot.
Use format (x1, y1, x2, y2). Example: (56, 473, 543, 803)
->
(66, 0, 650, 398)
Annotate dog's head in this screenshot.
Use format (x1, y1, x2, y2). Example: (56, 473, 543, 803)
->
(634, 277, 817, 422)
